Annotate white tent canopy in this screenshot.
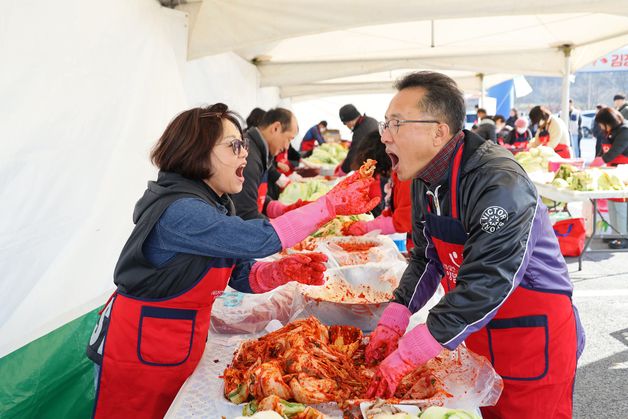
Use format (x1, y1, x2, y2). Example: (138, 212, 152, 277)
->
(180, 0, 628, 119)
(184, 1, 628, 79)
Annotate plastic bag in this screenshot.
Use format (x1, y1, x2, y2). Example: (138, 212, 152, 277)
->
(552, 218, 586, 257)
(210, 283, 305, 334)
(414, 346, 503, 410)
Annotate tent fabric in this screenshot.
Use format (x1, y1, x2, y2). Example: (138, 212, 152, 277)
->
(0, 0, 281, 360)
(0, 0, 187, 359)
(187, 0, 627, 58)
(184, 1, 628, 99)
(1, 0, 626, 415)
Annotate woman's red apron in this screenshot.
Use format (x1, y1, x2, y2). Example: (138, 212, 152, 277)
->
(424, 142, 576, 418)
(93, 261, 234, 419)
(538, 121, 571, 158)
(553, 143, 572, 158)
(601, 143, 628, 202)
(602, 143, 628, 165)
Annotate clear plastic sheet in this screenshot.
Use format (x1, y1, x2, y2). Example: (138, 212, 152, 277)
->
(210, 283, 305, 335)
(385, 346, 503, 411)
(166, 326, 500, 418)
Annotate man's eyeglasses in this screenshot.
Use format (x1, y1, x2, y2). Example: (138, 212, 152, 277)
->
(378, 119, 440, 136)
(225, 137, 249, 156)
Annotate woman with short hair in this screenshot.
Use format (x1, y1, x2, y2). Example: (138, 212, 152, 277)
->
(87, 103, 379, 418)
(528, 105, 572, 158)
(592, 107, 628, 249)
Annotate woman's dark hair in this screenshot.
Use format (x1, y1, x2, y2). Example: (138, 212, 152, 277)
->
(350, 130, 392, 176)
(151, 103, 243, 180)
(395, 71, 466, 133)
(245, 107, 266, 129)
(594, 107, 624, 129)
(528, 105, 551, 125)
(319, 120, 328, 127)
(493, 114, 506, 123)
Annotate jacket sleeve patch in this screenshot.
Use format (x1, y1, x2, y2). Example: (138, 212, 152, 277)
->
(480, 206, 509, 234)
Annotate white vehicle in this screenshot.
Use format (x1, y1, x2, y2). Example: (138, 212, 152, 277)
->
(581, 109, 597, 137)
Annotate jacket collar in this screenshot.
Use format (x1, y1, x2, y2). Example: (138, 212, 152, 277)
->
(246, 127, 272, 170)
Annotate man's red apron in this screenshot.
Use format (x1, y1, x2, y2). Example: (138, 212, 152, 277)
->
(300, 138, 316, 152)
(275, 150, 295, 176)
(257, 172, 269, 213)
(424, 142, 576, 418)
(93, 261, 234, 419)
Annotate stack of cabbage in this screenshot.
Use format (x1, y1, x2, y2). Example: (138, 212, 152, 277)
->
(302, 142, 348, 167)
(312, 214, 373, 237)
(365, 406, 481, 419)
(551, 164, 625, 191)
(514, 146, 559, 173)
(278, 179, 333, 205)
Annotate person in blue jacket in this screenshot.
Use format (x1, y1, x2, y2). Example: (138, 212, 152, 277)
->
(299, 120, 327, 157)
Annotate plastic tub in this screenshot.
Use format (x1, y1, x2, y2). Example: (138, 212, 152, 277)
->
(548, 158, 585, 172)
(299, 262, 406, 332)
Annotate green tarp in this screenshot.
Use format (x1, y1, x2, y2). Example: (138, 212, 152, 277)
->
(0, 308, 100, 418)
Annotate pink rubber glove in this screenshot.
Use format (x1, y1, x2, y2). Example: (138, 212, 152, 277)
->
(249, 253, 328, 293)
(333, 163, 346, 177)
(270, 196, 335, 248)
(366, 324, 444, 398)
(589, 157, 606, 167)
(265, 200, 312, 219)
(265, 200, 288, 219)
(365, 302, 411, 366)
(326, 176, 380, 215)
(346, 216, 396, 236)
(346, 220, 368, 236)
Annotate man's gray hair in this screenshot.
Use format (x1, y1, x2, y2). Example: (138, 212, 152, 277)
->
(394, 71, 466, 133)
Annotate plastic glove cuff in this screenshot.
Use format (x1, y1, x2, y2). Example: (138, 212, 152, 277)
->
(366, 216, 396, 235)
(265, 200, 287, 219)
(249, 262, 273, 293)
(379, 302, 412, 335)
(270, 196, 335, 249)
(397, 324, 444, 366)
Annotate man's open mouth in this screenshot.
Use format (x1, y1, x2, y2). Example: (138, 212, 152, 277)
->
(387, 151, 399, 169)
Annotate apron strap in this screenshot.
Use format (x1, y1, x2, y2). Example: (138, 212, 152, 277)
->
(98, 290, 118, 315)
(449, 141, 465, 220)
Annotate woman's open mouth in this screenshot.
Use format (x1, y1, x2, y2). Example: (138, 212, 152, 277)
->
(235, 164, 246, 181)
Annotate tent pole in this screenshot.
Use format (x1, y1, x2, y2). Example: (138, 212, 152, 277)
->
(478, 73, 485, 108)
(560, 45, 572, 127)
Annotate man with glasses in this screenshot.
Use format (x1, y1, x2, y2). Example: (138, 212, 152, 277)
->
(232, 107, 302, 220)
(336, 104, 379, 175)
(365, 71, 584, 418)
